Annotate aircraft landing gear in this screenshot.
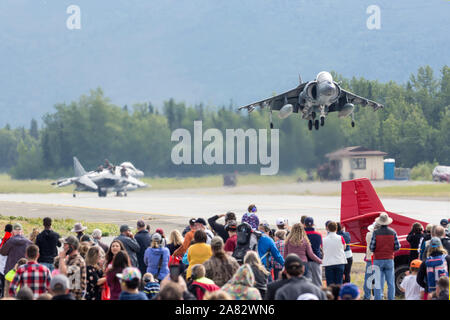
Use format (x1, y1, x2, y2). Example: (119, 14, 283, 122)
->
(311, 112, 316, 119)
(98, 189, 107, 197)
(308, 120, 313, 131)
(73, 193, 76, 198)
(351, 121, 355, 127)
(320, 117, 325, 126)
(314, 119, 319, 130)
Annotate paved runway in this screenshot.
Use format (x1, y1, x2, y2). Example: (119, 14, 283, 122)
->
(0, 187, 448, 230)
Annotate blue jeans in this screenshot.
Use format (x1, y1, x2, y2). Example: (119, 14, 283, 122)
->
(373, 259, 395, 300)
(41, 263, 54, 272)
(324, 264, 345, 286)
(363, 261, 374, 299)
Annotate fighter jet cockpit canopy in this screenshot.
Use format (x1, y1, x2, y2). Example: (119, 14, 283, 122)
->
(120, 162, 137, 170)
(119, 162, 145, 177)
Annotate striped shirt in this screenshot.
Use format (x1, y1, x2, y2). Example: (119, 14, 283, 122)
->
(143, 281, 160, 300)
(10, 261, 51, 298)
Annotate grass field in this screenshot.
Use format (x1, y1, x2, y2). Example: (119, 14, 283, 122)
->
(0, 214, 119, 237)
(374, 184, 450, 198)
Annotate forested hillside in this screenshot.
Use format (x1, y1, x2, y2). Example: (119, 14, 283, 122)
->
(1, 0, 449, 127)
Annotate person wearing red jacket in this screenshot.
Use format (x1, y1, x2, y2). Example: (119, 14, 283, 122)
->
(187, 264, 220, 300)
(0, 224, 13, 297)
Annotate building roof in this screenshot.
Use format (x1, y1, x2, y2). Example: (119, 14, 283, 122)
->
(325, 146, 387, 159)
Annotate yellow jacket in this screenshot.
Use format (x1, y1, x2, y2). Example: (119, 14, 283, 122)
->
(186, 243, 212, 279)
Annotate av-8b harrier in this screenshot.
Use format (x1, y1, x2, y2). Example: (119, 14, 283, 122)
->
(52, 157, 148, 197)
(239, 71, 384, 130)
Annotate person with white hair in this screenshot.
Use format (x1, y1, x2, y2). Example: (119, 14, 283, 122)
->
(91, 229, 108, 253)
(362, 221, 379, 300)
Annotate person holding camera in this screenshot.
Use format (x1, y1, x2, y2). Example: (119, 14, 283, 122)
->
(58, 235, 87, 300)
(114, 225, 141, 268)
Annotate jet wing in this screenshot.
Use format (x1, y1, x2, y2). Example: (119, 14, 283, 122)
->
(341, 89, 384, 111)
(53, 177, 76, 187)
(77, 175, 98, 190)
(124, 176, 148, 188)
(238, 83, 306, 113)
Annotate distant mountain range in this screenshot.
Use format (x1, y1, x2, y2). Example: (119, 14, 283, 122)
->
(1, 0, 449, 127)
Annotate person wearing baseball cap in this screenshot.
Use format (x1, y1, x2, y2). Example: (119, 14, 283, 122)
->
(117, 267, 148, 300)
(276, 218, 286, 229)
(399, 259, 424, 300)
(224, 220, 238, 254)
(154, 228, 167, 247)
(417, 237, 450, 296)
(195, 218, 214, 244)
(440, 219, 450, 237)
(0, 222, 33, 277)
(114, 224, 141, 268)
(50, 274, 75, 300)
(274, 254, 327, 300)
(338, 283, 360, 300)
(303, 217, 323, 288)
(143, 233, 170, 281)
(135, 220, 151, 275)
(58, 235, 86, 300)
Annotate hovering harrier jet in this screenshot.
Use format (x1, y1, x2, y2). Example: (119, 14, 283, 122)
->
(239, 71, 384, 130)
(52, 157, 148, 197)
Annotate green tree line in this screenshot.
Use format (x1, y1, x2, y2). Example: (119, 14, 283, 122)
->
(1, 65, 448, 179)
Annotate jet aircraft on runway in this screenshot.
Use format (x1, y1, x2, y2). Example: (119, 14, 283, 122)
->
(239, 71, 384, 130)
(52, 157, 148, 197)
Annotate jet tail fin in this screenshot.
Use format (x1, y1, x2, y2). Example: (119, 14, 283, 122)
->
(340, 178, 428, 252)
(73, 157, 87, 177)
(340, 178, 385, 247)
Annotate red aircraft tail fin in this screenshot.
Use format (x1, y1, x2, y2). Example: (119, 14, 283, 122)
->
(340, 178, 428, 253)
(340, 178, 386, 248)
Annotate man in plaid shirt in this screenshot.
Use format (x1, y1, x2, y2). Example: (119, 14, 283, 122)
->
(10, 244, 51, 298)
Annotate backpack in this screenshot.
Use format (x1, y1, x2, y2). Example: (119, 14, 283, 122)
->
(232, 222, 262, 264)
(425, 254, 448, 292)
